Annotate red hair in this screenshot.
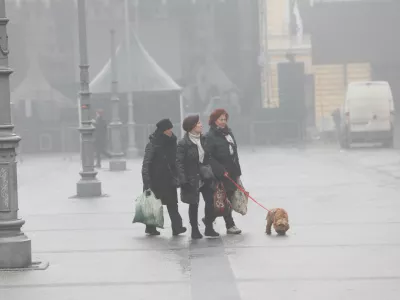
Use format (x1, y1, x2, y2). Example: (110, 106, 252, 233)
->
(208, 108, 229, 126)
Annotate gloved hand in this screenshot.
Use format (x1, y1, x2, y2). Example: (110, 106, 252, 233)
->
(181, 182, 192, 191)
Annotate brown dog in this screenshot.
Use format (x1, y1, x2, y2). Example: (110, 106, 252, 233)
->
(266, 208, 290, 235)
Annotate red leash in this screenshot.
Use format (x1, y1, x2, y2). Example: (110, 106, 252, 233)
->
(224, 173, 271, 212)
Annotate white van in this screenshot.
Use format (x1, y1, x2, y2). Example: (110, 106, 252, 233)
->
(340, 81, 395, 148)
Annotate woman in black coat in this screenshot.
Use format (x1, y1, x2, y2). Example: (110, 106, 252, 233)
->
(141, 119, 187, 236)
(176, 115, 220, 239)
(204, 108, 242, 235)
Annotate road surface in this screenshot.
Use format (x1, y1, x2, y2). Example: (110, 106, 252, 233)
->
(1, 145, 400, 299)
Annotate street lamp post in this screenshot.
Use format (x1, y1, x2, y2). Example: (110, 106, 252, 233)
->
(0, 0, 32, 268)
(109, 29, 126, 171)
(124, 0, 138, 158)
(258, 0, 270, 108)
(76, 0, 102, 197)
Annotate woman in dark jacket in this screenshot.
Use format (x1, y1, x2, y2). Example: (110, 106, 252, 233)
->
(142, 119, 187, 236)
(176, 115, 220, 239)
(204, 109, 242, 235)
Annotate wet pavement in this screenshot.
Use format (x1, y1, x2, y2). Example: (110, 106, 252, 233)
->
(1, 145, 400, 299)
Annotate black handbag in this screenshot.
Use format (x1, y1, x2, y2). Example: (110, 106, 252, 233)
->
(199, 164, 215, 180)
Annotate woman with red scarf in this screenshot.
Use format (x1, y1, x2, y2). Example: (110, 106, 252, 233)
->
(204, 109, 242, 235)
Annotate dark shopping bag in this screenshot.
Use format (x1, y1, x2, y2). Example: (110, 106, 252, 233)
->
(213, 182, 231, 217)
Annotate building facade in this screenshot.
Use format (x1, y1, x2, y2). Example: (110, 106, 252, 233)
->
(305, 0, 398, 131)
(260, 0, 373, 131)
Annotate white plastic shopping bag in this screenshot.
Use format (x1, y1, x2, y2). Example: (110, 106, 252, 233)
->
(133, 190, 164, 228)
(231, 179, 248, 216)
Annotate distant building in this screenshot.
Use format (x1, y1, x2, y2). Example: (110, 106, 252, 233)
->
(258, 0, 384, 131)
(303, 0, 399, 131)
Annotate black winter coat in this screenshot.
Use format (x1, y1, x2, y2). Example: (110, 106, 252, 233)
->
(141, 131, 179, 205)
(176, 134, 213, 204)
(204, 125, 242, 194)
(94, 115, 108, 149)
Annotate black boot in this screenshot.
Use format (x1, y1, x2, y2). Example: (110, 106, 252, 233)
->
(172, 226, 187, 236)
(189, 204, 202, 239)
(191, 226, 203, 239)
(145, 226, 160, 236)
(202, 218, 220, 237)
(168, 203, 186, 236)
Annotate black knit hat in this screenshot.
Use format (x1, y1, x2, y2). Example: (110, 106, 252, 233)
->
(156, 118, 173, 132)
(182, 115, 200, 132)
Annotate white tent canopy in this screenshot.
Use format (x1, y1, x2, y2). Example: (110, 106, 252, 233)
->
(90, 30, 181, 94)
(11, 59, 73, 107)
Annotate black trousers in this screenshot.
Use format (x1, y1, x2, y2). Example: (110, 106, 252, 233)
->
(189, 185, 235, 229)
(95, 145, 108, 167)
(146, 202, 183, 231)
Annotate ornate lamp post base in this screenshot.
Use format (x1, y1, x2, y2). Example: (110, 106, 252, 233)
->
(109, 28, 129, 168)
(75, 0, 102, 198)
(76, 178, 102, 198)
(0, 0, 35, 270)
(0, 224, 31, 269)
(109, 160, 127, 171)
